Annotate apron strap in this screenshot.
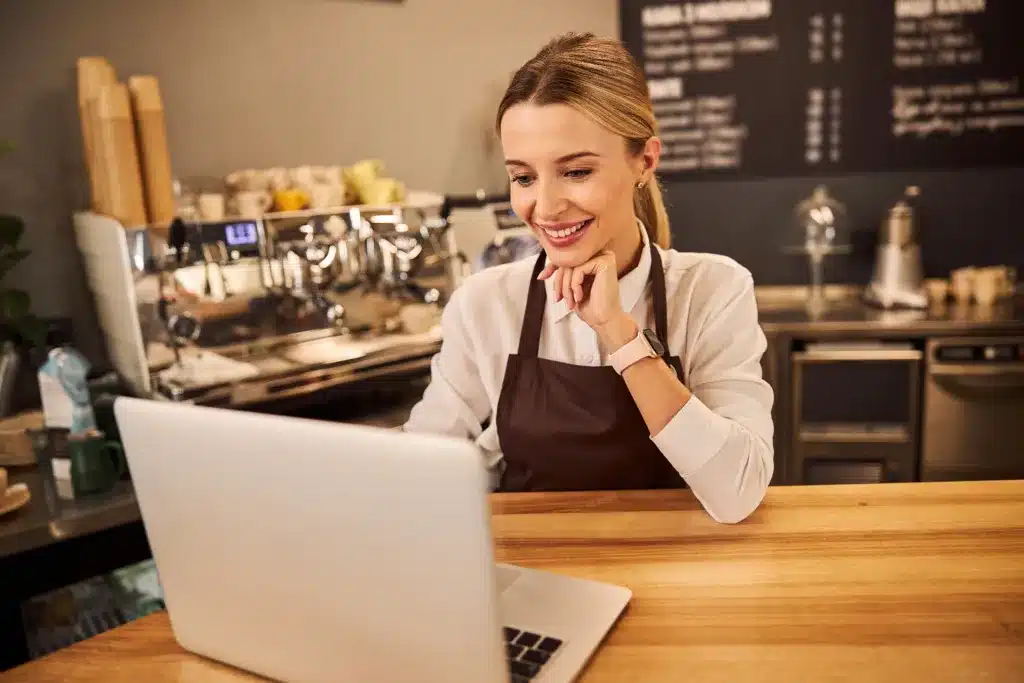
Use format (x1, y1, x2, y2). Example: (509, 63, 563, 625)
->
(517, 252, 549, 358)
(648, 243, 672, 364)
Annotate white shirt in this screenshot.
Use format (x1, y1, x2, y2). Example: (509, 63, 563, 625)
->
(404, 224, 775, 523)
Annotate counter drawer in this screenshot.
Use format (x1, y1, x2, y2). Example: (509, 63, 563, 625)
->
(792, 441, 917, 485)
(791, 342, 922, 439)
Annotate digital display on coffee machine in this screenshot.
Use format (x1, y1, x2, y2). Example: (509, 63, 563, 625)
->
(224, 221, 259, 246)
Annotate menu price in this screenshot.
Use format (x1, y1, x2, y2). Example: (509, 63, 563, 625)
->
(621, 0, 1024, 179)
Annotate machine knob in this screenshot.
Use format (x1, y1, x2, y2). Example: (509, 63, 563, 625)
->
(325, 303, 346, 326)
(167, 217, 189, 266)
(167, 312, 201, 345)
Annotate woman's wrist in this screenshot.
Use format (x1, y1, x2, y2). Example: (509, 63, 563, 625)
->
(595, 312, 639, 352)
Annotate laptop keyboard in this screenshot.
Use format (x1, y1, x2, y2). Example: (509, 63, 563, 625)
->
(504, 626, 563, 681)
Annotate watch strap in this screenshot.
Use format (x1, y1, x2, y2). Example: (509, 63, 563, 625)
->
(609, 328, 657, 375)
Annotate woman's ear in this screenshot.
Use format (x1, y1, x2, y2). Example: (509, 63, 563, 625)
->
(643, 136, 663, 176)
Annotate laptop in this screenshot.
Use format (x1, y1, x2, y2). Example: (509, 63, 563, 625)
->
(114, 397, 631, 683)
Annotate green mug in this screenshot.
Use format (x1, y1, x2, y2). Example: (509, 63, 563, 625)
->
(68, 436, 126, 496)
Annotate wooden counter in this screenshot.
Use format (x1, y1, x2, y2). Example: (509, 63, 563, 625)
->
(4, 480, 1023, 682)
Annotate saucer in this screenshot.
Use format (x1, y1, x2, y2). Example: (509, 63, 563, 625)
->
(0, 483, 30, 517)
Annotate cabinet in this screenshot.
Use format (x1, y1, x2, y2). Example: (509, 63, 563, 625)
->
(788, 341, 922, 485)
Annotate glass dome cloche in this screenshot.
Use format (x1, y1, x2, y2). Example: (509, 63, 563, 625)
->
(782, 185, 853, 310)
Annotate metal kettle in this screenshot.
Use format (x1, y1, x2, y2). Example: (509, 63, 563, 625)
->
(864, 186, 927, 309)
(880, 186, 920, 247)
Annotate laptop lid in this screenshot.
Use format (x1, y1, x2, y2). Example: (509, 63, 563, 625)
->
(114, 397, 508, 683)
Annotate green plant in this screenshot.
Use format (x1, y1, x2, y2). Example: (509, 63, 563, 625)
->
(0, 139, 45, 348)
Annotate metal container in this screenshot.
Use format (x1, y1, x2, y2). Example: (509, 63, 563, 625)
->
(879, 186, 919, 247)
(864, 186, 927, 309)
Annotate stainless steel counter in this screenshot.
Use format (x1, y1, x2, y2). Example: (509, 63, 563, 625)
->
(756, 286, 1024, 337)
(756, 285, 1024, 488)
(151, 326, 442, 408)
(0, 381, 425, 560)
(0, 467, 139, 559)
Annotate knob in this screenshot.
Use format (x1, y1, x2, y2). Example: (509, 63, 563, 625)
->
(167, 217, 189, 266)
(167, 312, 201, 345)
(325, 303, 346, 326)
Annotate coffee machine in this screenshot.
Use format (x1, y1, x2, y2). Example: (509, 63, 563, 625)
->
(864, 186, 927, 310)
(444, 193, 539, 271)
(74, 200, 461, 407)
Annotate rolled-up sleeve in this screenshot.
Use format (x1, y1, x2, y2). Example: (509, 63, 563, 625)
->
(651, 264, 775, 523)
(403, 287, 490, 439)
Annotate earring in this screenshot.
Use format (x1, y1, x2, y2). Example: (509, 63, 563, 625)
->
(637, 180, 645, 189)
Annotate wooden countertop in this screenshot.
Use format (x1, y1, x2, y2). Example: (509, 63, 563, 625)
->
(4, 480, 1023, 682)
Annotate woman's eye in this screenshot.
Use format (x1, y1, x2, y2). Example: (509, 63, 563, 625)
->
(565, 168, 592, 180)
(511, 175, 534, 187)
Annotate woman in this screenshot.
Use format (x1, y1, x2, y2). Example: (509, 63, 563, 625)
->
(404, 33, 774, 523)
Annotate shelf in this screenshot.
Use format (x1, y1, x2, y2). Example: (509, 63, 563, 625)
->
(798, 423, 911, 444)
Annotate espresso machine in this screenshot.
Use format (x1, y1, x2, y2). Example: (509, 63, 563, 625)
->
(74, 201, 461, 408)
(444, 193, 539, 271)
(864, 186, 927, 310)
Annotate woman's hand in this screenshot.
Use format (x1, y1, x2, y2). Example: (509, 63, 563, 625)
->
(537, 252, 634, 344)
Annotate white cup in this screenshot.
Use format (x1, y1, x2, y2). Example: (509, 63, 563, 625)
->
(198, 193, 225, 221)
(308, 183, 340, 210)
(290, 166, 315, 191)
(267, 167, 291, 192)
(950, 267, 975, 304)
(984, 266, 1017, 297)
(973, 269, 1000, 306)
(234, 191, 271, 218)
(925, 279, 949, 303)
(225, 169, 256, 191)
(322, 166, 344, 187)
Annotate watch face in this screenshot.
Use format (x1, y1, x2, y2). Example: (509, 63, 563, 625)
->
(642, 328, 665, 357)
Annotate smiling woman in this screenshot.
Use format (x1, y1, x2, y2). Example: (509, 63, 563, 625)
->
(404, 33, 775, 524)
(497, 36, 670, 269)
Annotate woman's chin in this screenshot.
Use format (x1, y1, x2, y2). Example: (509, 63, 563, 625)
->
(539, 233, 602, 269)
(543, 245, 594, 269)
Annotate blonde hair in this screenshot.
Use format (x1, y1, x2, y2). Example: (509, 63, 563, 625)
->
(495, 32, 671, 249)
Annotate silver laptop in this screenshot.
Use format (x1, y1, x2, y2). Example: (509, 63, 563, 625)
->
(114, 397, 630, 683)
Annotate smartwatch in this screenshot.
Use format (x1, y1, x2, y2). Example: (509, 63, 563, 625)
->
(609, 328, 665, 375)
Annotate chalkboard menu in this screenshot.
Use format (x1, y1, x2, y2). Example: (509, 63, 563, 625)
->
(620, 0, 1024, 179)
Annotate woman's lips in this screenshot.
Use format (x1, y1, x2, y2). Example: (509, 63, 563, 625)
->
(535, 218, 593, 248)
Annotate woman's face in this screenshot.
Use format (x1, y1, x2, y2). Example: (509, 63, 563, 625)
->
(500, 102, 658, 269)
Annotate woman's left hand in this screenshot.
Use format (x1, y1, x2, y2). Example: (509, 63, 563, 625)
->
(537, 251, 623, 331)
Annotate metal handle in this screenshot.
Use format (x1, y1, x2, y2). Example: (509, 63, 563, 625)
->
(929, 364, 1024, 378)
(930, 372, 1024, 400)
(794, 348, 922, 362)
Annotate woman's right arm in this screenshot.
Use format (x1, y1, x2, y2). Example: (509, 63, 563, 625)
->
(403, 286, 491, 439)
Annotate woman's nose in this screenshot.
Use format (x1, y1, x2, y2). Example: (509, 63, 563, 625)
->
(533, 179, 566, 219)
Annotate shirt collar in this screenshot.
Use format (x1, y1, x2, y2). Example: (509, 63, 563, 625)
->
(545, 218, 652, 324)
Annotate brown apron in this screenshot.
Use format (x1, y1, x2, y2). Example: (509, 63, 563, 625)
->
(495, 242, 687, 492)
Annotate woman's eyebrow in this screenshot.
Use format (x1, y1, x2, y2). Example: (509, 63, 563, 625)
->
(504, 151, 600, 166)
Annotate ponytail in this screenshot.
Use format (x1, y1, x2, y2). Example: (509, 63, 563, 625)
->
(634, 176, 671, 249)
